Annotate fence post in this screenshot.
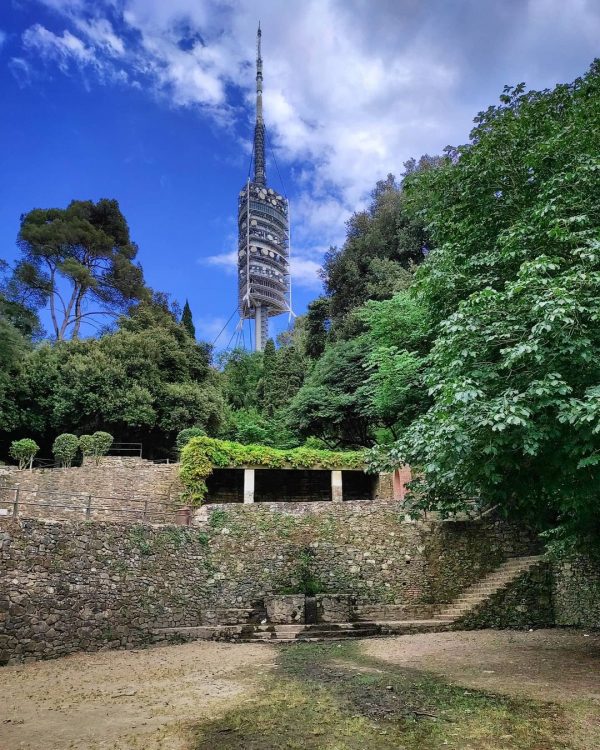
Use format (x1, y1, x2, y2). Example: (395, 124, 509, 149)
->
(85, 495, 92, 520)
(12, 487, 20, 518)
(143, 497, 148, 521)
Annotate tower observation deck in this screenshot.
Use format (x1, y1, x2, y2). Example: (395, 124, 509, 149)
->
(237, 24, 290, 351)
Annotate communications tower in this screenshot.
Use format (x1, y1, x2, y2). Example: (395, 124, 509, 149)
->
(237, 24, 290, 351)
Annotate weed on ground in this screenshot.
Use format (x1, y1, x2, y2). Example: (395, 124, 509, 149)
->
(191, 642, 571, 750)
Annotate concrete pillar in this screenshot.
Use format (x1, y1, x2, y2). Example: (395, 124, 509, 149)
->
(331, 470, 343, 502)
(243, 469, 255, 504)
(393, 465, 412, 502)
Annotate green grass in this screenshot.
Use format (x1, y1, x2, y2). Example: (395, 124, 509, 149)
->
(191, 642, 571, 750)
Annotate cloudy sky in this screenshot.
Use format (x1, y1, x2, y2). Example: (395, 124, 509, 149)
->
(1, 0, 598, 344)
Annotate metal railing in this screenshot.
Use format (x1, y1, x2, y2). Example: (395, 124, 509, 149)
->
(0, 485, 190, 525)
(108, 443, 143, 457)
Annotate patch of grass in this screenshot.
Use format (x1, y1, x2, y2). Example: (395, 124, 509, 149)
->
(191, 642, 571, 750)
(208, 508, 231, 529)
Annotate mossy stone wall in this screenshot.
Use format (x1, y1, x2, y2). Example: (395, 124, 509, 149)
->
(0, 505, 540, 663)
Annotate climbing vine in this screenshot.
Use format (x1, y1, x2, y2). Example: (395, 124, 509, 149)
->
(179, 436, 365, 503)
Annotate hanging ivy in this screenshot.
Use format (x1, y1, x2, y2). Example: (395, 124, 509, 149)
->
(179, 436, 365, 504)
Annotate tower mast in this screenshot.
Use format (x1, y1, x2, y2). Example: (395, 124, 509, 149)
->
(237, 25, 290, 352)
(254, 22, 266, 187)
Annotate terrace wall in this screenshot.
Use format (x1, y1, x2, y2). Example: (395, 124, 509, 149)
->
(0, 504, 540, 663)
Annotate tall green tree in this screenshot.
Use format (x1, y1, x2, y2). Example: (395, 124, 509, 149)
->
(359, 291, 431, 437)
(372, 61, 600, 546)
(181, 299, 196, 338)
(218, 348, 264, 411)
(9, 199, 147, 340)
(321, 171, 433, 334)
(286, 338, 372, 448)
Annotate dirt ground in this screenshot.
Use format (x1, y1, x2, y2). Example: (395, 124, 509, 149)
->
(0, 640, 276, 750)
(363, 628, 600, 703)
(1, 629, 599, 750)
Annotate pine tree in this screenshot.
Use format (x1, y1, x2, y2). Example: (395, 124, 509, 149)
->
(181, 299, 196, 339)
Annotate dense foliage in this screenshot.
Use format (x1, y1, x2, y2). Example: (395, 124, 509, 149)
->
(180, 436, 365, 503)
(0, 296, 223, 457)
(369, 62, 600, 547)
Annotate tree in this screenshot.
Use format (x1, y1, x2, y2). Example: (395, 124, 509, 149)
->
(218, 348, 264, 410)
(286, 338, 372, 448)
(219, 407, 298, 448)
(304, 297, 330, 359)
(258, 339, 277, 415)
(176, 427, 206, 453)
(80, 431, 113, 465)
(0, 317, 29, 432)
(9, 199, 148, 340)
(372, 61, 600, 547)
(358, 291, 431, 437)
(52, 433, 79, 467)
(10, 299, 224, 455)
(321, 172, 431, 334)
(9, 438, 39, 470)
(181, 299, 196, 338)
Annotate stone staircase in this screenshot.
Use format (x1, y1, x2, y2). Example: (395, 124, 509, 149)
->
(433, 554, 544, 622)
(151, 555, 544, 644)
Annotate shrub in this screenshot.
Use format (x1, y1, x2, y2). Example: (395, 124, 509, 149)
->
(180, 436, 364, 504)
(9, 438, 40, 470)
(52, 433, 79, 468)
(79, 431, 114, 465)
(176, 427, 206, 453)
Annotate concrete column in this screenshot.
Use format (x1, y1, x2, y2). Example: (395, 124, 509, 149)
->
(331, 470, 343, 502)
(243, 469, 255, 504)
(255, 306, 263, 352)
(393, 465, 412, 502)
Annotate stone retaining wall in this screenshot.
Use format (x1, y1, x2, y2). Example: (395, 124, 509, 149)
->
(553, 555, 600, 628)
(0, 504, 540, 663)
(458, 563, 554, 630)
(0, 458, 182, 523)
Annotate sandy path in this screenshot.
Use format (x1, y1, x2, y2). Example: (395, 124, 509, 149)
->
(361, 629, 600, 702)
(0, 641, 275, 750)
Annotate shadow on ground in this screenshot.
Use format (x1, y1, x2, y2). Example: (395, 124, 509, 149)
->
(190, 642, 571, 750)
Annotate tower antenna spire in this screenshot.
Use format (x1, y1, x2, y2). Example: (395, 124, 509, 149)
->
(237, 23, 290, 351)
(253, 22, 266, 186)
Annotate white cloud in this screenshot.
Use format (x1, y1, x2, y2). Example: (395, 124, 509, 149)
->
(73, 18, 125, 57)
(9, 57, 33, 87)
(24, 0, 600, 277)
(22, 24, 94, 72)
(203, 250, 237, 273)
(290, 255, 323, 292)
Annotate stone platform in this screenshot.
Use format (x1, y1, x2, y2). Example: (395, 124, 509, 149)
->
(151, 619, 454, 644)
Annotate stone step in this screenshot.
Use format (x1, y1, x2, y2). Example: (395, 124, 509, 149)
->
(152, 618, 455, 643)
(434, 555, 543, 621)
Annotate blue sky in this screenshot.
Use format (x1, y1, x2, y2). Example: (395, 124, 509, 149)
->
(1, 0, 599, 346)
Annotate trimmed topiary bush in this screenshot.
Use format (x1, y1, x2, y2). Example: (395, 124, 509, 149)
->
(9, 438, 40, 470)
(176, 427, 207, 453)
(52, 433, 79, 468)
(79, 431, 114, 465)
